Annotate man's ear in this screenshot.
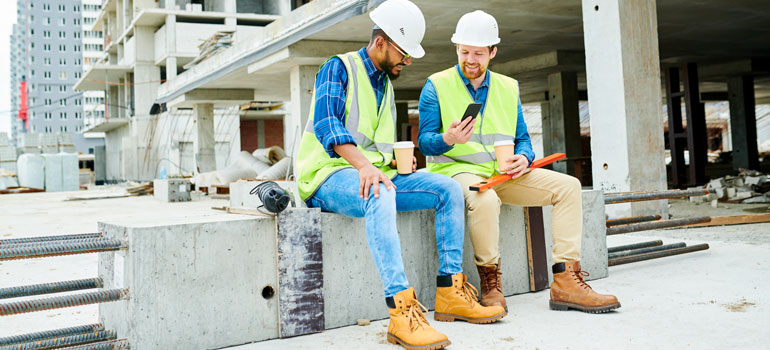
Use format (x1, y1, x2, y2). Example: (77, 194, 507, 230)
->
(490, 46, 498, 60)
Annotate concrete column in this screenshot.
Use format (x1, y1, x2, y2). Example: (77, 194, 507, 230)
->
(166, 57, 177, 81)
(547, 71, 581, 175)
(728, 75, 759, 170)
(540, 102, 552, 156)
(264, 0, 292, 15)
(396, 102, 409, 141)
(288, 65, 316, 174)
(582, 0, 667, 218)
(194, 103, 216, 173)
(224, 0, 237, 29)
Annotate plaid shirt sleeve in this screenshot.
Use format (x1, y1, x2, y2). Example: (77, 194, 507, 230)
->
(313, 57, 357, 158)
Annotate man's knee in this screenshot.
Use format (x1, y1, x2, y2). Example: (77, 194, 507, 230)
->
(467, 190, 501, 214)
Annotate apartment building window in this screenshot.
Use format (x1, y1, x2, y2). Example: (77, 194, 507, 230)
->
(44, 99, 52, 106)
(30, 28, 35, 35)
(73, 46, 81, 52)
(60, 112, 67, 119)
(74, 72, 82, 79)
(85, 44, 103, 51)
(73, 31, 80, 39)
(59, 99, 67, 107)
(30, 42, 35, 49)
(84, 17, 95, 25)
(43, 85, 51, 92)
(75, 58, 81, 65)
(44, 57, 51, 65)
(60, 125, 67, 132)
(58, 4, 65, 12)
(44, 126, 52, 133)
(43, 4, 50, 11)
(75, 112, 82, 119)
(30, 15, 34, 23)
(58, 44, 66, 52)
(45, 17, 50, 25)
(45, 112, 52, 120)
(74, 5, 80, 12)
(43, 71, 51, 79)
(59, 72, 67, 80)
(43, 44, 51, 52)
(60, 18, 66, 26)
(74, 99, 81, 106)
(73, 18, 81, 25)
(30, 56, 35, 64)
(59, 85, 67, 92)
(31, 125, 36, 132)
(30, 69, 35, 77)
(58, 31, 65, 39)
(43, 30, 50, 38)
(31, 98, 36, 105)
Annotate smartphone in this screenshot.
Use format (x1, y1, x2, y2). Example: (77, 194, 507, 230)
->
(461, 103, 482, 122)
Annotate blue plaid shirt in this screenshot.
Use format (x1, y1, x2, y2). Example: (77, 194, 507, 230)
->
(417, 65, 535, 165)
(313, 47, 388, 157)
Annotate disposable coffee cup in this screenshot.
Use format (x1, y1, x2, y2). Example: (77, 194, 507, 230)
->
(494, 140, 515, 172)
(393, 141, 415, 174)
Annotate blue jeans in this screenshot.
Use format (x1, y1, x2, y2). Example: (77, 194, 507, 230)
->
(308, 168, 465, 297)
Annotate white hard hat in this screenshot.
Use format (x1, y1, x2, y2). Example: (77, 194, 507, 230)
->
(451, 10, 501, 47)
(369, 0, 426, 58)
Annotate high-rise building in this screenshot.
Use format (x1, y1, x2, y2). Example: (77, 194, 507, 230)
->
(80, 0, 105, 143)
(8, 0, 104, 153)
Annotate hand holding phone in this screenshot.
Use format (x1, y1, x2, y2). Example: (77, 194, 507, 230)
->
(443, 103, 481, 146)
(461, 103, 482, 122)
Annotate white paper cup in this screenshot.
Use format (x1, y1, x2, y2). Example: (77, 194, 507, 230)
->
(494, 140, 515, 172)
(393, 141, 415, 174)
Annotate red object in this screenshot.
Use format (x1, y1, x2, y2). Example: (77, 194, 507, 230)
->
(469, 153, 567, 192)
(17, 81, 28, 130)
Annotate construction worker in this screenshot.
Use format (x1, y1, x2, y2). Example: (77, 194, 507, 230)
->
(418, 10, 620, 314)
(295, 1, 506, 349)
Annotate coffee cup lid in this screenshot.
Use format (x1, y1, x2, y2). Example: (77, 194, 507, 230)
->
(394, 141, 415, 148)
(494, 140, 514, 146)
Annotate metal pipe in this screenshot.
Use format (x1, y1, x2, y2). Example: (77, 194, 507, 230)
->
(608, 244, 710, 266)
(606, 217, 711, 236)
(0, 238, 125, 261)
(608, 242, 687, 259)
(49, 339, 129, 350)
(0, 324, 104, 346)
(0, 289, 129, 316)
(604, 189, 709, 204)
(0, 278, 104, 300)
(607, 240, 663, 253)
(606, 215, 662, 227)
(0, 233, 102, 246)
(0, 330, 116, 350)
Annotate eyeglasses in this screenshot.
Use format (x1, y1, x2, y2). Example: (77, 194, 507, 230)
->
(388, 39, 411, 63)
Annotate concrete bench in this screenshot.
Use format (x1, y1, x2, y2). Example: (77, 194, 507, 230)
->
(97, 190, 606, 349)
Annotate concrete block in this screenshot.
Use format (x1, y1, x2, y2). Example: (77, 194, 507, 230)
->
(727, 187, 737, 198)
(733, 178, 745, 187)
(707, 178, 725, 189)
(715, 187, 726, 199)
(98, 216, 279, 349)
(734, 191, 753, 200)
(153, 179, 192, 202)
(745, 176, 763, 186)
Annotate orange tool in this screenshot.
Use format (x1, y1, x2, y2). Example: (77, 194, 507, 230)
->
(469, 153, 566, 192)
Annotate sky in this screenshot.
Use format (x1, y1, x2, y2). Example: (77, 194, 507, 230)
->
(0, 1, 18, 135)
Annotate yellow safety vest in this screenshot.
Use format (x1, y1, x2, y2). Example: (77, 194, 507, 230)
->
(296, 52, 397, 200)
(426, 67, 519, 178)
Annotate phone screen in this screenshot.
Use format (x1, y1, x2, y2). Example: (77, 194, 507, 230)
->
(461, 103, 482, 122)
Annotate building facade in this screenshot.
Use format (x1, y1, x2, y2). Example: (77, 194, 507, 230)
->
(9, 0, 104, 153)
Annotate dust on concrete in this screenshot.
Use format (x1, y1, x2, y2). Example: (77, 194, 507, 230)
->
(722, 298, 756, 312)
(500, 336, 515, 342)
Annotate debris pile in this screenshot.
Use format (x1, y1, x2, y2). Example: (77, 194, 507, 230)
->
(183, 31, 234, 69)
(693, 169, 770, 204)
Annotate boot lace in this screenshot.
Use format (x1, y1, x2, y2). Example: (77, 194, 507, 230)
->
(571, 269, 592, 290)
(482, 268, 502, 293)
(460, 280, 481, 304)
(404, 299, 430, 332)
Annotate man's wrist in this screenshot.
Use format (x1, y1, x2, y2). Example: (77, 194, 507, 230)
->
(442, 133, 454, 146)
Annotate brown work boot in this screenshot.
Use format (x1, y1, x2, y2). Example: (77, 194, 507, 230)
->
(477, 259, 507, 311)
(550, 261, 621, 313)
(434, 273, 507, 323)
(387, 288, 451, 350)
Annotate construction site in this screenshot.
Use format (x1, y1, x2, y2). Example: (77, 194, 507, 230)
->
(1, 0, 769, 349)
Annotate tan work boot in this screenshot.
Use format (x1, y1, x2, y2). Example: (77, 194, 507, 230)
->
(477, 259, 507, 311)
(434, 273, 507, 323)
(387, 288, 451, 350)
(550, 261, 621, 313)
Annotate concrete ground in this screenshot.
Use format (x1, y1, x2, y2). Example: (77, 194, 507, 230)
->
(1, 190, 768, 349)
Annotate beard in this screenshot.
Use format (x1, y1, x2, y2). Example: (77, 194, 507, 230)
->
(460, 63, 487, 80)
(381, 50, 404, 80)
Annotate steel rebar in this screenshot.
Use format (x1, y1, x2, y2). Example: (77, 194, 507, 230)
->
(0, 324, 104, 346)
(0, 238, 120, 250)
(606, 217, 711, 236)
(0, 278, 104, 300)
(608, 244, 710, 266)
(604, 189, 709, 204)
(0, 238, 124, 261)
(606, 215, 662, 227)
(0, 330, 116, 350)
(0, 233, 102, 246)
(607, 240, 663, 253)
(608, 242, 687, 259)
(0, 289, 129, 316)
(52, 339, 129, 350)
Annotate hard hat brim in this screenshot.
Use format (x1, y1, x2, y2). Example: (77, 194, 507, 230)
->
(451, 35, 501, 47)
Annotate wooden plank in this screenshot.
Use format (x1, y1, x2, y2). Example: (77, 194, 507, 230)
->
(524, 207, 549, 292)
(276, 208, 324, 338)
(684, 214, 770, 227)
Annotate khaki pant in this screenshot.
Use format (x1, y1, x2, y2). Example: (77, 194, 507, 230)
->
(453, 168, 582, 266)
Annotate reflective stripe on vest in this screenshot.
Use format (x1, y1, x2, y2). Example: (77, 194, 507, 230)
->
(426, 67, 519, 178)
(296, 52, 398, 200)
